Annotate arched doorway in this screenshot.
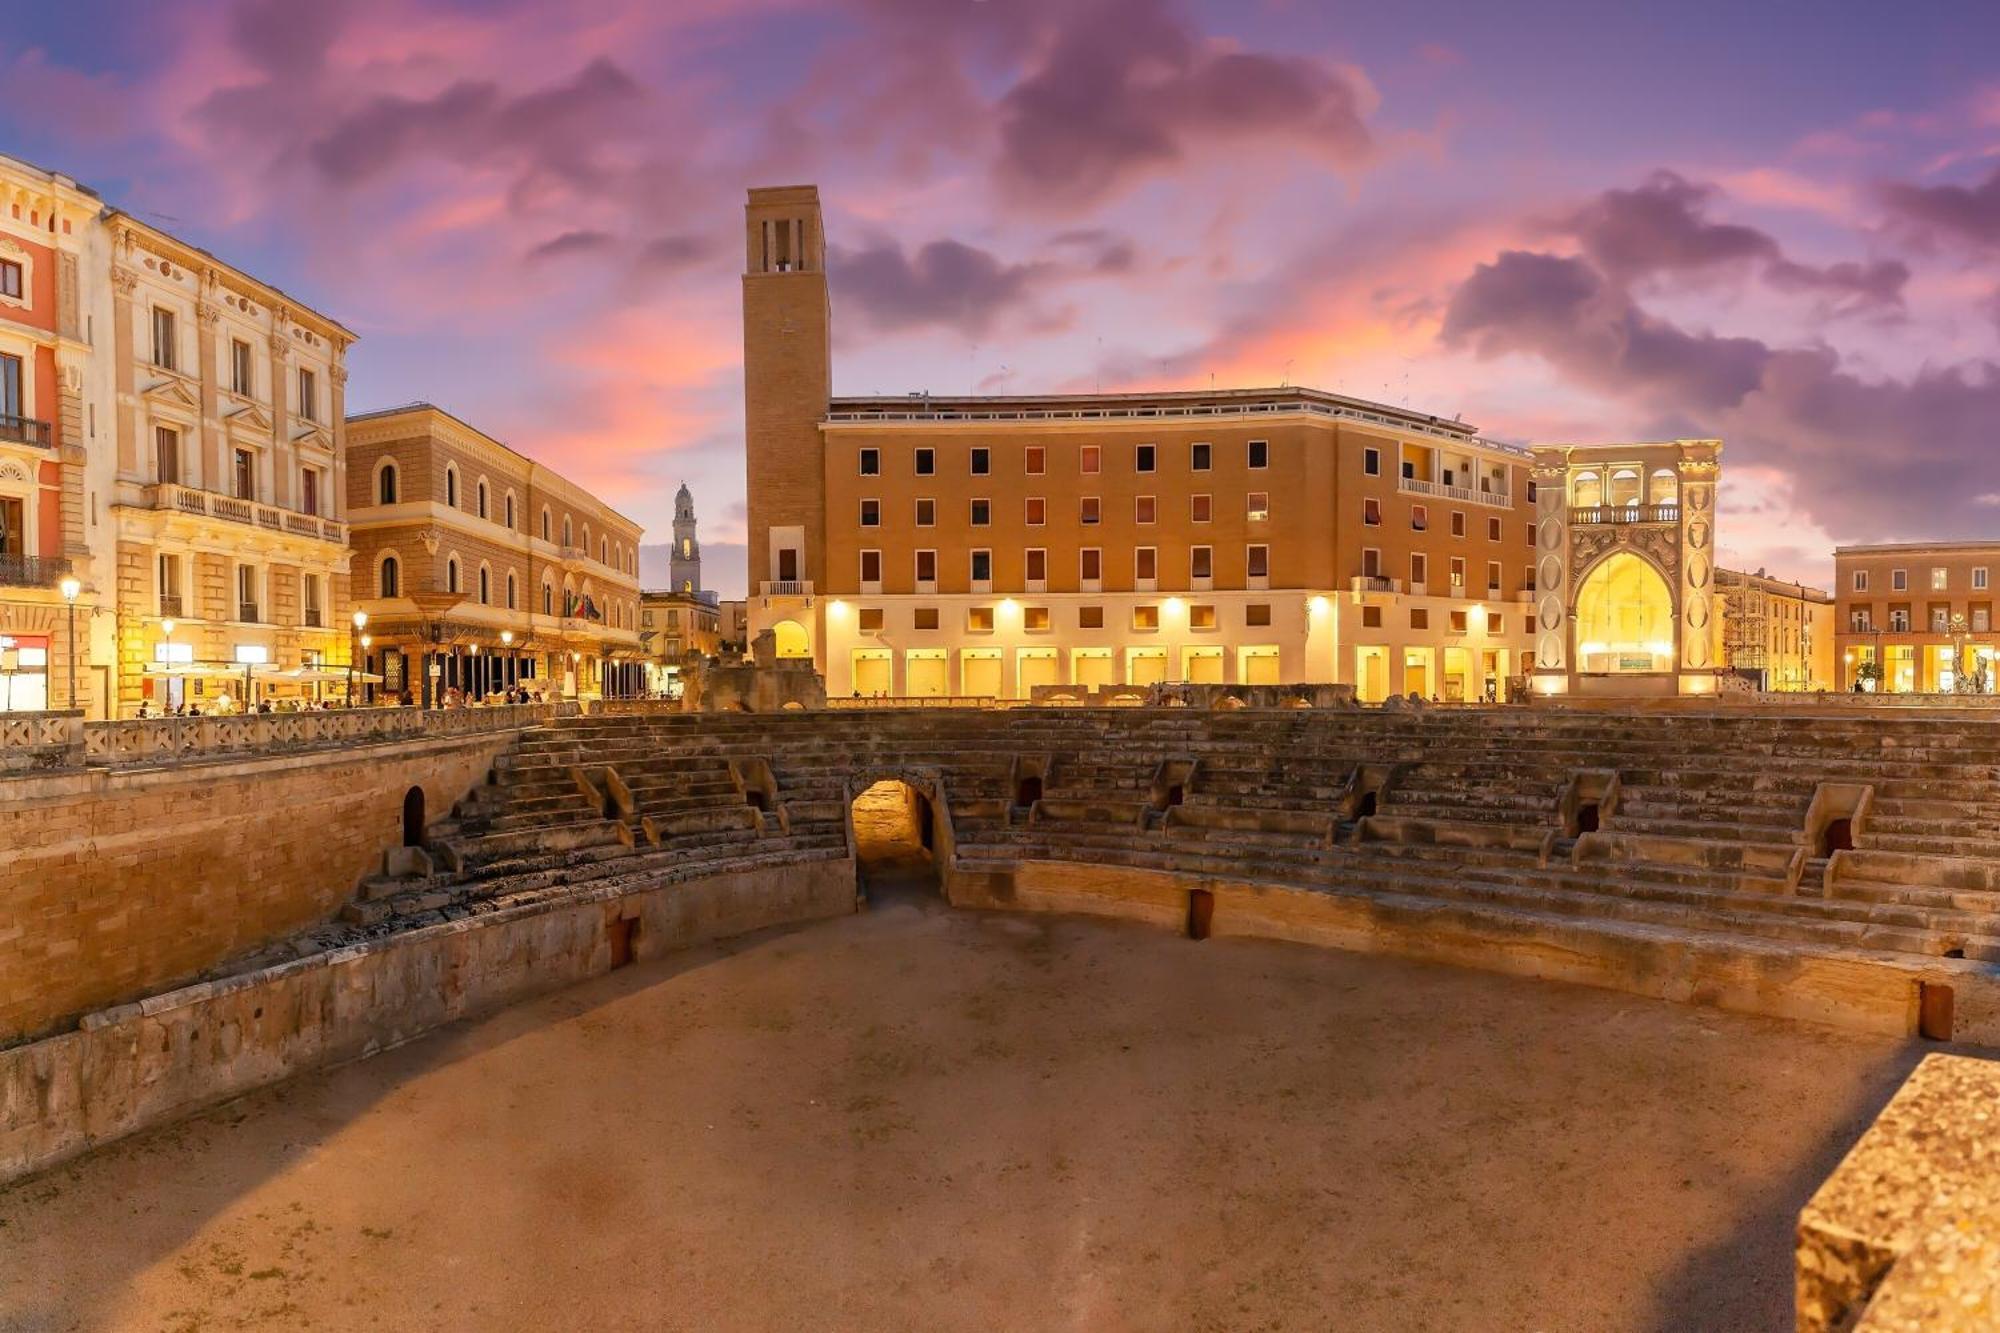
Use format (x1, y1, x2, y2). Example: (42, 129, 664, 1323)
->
(1574, 553, 1676, 673)
(851, 778, 939, 902)
(772, 619, 810, 659)
(402, 786, 426, 847)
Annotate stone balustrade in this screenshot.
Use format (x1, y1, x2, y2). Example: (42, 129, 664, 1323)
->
(0, 702, 577, 773)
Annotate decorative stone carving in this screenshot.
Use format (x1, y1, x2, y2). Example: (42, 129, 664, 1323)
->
(1629, 524, 1680, 575)
(109, 266, 139, 298)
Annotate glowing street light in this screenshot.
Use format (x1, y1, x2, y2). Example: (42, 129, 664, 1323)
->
(59, 575, 81, 712)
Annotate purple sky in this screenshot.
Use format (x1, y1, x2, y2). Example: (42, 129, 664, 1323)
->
(7, 0, 2000, 596)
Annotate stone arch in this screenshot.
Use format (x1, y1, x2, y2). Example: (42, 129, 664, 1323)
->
(374, 456, 400, 505)
(1572, 550, 1677, 674)
(771, 619, 810, 659)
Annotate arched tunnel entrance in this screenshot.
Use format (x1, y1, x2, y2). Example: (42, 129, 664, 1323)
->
(852, 778, 941, 903)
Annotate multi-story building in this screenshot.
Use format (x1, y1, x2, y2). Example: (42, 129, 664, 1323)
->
(1714, 566, 1833, 692)
(0, 155, 112, 716)
(742, 185, 1539, 701)
(106, 212, 354, 715)
(1835, 541, 1998, 693)
(639, 588, 720, 694)
(344, 404, 645, 702)
(718, 598, 748, 654)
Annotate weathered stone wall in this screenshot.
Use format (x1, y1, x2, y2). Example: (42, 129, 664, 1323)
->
(0, 732, 515, 1043)
(0, 857, 854, 1185)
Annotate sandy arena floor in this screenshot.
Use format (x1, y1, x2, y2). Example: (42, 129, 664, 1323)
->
(0, 794, 1933, 1331)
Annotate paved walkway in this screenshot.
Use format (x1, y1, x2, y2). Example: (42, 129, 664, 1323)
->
(0, 796, 1929, 1330)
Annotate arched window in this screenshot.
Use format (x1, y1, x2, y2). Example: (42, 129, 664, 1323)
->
(446, 557, 460, 594)
(542, 582, 553, 615)
(562, 516, 573, 546)
(1572, 470, 1602, 508)
(506, 573, 517, 609)
(541, 507, 551, 542)
(478, 564, 490, 605)
(378, 463, 399, 505)
(1609, 467, 1642, 509)
(476, 479, 488, 519)
(600, 537, 608, 564)
(380, 555, 400, 597)
(505, 493, 516, 529)
(1648, 469, 1678, 507)
(445, 466, 459, 509)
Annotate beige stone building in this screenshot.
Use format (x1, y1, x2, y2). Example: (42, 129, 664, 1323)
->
(345, 404, 644, 702)
(639, 588, 720, 695)
(0, 155, 112, 717)
(743, 185, 1541, 701)
(1714, 567, 1833, 692)
(1835, 541, 1998, 693)
(106, 213, 354, 715)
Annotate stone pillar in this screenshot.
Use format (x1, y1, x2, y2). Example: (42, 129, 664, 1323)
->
(109, 259, 138, 477)
(196, 282, 222, 493)
(1677, 442, 1722, 691)
(1530, 452, 1571, 692)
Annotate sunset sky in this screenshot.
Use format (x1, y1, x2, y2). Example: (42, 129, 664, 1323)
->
(5, 0, 1999, 597)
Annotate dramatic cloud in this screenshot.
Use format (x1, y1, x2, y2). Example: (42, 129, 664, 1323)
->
(1880, 164, 2000, 249)
(994, 0, 1373, 209)
(528, 230, 616, 262)
(830, 238, 1056, 336)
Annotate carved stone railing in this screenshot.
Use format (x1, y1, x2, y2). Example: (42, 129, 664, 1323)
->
(0, 702, 578, 775)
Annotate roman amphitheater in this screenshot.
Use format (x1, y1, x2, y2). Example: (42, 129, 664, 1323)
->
(2, 696, 1998, 1330)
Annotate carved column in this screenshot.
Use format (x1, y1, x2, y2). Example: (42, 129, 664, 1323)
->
(109, 259, 138, 477)
(1678, 442, 1722, 677)
(1530, 451, 1571, 687)
(196, 284, 222, 495)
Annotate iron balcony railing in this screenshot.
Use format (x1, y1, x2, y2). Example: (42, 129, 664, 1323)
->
(158, 594, 183, 618)
(238, 601, 261, 623)
(1571, 503, 1680, 525)
(0, 553, 71, 587)
(0, 414, 52, 448)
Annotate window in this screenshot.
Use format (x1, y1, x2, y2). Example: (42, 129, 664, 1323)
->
(1363, 447, 1380, 476)
(542, 508, 552, 541)
(301, 468, 319, 516)
(1135, 495, 1156, 524)
(1026, 496, 1045, 526)
(154, 426, 181, 485)
(446, 467, 459, 508)
(1488, 516, 1502, 541)
(1526, 522, 1536, 548)
(1026, 445, 1045, 475)
(1362, 547, 1382, 578)
(1362, 605, 1382, 628)
(1191, 442, 1211, 471)
(1024, 606, 1051, 632)
(1411, 504, 1428, 532)
(859, 448, 880, 476)
(1487, 560, 1502, 592)
(446, 557, 460, 594)
(968, 607, 995, 632)
(1976, 568, 1990, 591)
(915, 550, 937, 583)
(858, 608, 884, 632)
(376, 462, 399, 504)
(1931, 567, 1949, 591)
(476, 481, 488, 519)
(1132, 605, 1160, 630)
(478, 565, 490, 605)
(1451, 511, 1466, 538)
(1363, 498, 1381, 526)
(1486, 611, 1503, 634)
(971, 549, 992, 582)
(1191, 494, 1212, 523)
(970, 498, 991, 526)
(1411, 552, 1428, 586)
(380, 556, 399, 597)
(1080, 548, 1102, 582)
(1081, 496, 1101, 524)
(914, 447, 934, 476)
(1450, 610, 1468, 633)
(971, 447, 989, 475)
(1247, 545, 1269, 579)
(1248, 439, 1268, 469)
(1410, 608, 1429, 630)
(915, 498, 935, 526)
(914, 607, 939, 630)
(1135, 444, 1156, 472)
(860, 498, 881, 527)
(1852, 570, 1868, 592)
(158, 553, 181, 615)
(1976, 608, 1992, 632)
(505, 494, 515, 529)
(1081, 445, 1101, 475)
(860, 550, 882, 584)
(1890, 608, 1910, 632)
(233, 448, 255, 500)
(562, 516, 572, 546)
(1025, 548, 1048, 582)
(1246, 603, 1272, 627)
(1449, 556, 1466, 589)
(506, 573, 517, 610)
(297, 368, 317, 423)
(1891, 568, 1907, 591)
(1135, 547, 1157, 581)
(543, 582, 553, 615)
(1190, 546, 1213, 580)
(0, 259, 19, 299)
(1527, 480, 1538, 502)
(1247, 492, 1269, 521)
(1079, 605, 1104, 628)
(151, 306, 176, 370)
(236, 564, 259, 621)
(231, 339, 253, 395)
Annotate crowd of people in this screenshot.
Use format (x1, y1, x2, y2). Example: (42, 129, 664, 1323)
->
(133, 684, 557, 718)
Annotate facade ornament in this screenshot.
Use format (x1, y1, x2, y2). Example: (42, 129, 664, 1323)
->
(109, 265, 139, 297)
(196, 299, 222, 327)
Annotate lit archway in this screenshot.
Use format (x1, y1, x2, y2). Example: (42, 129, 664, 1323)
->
(771, 619, 810, 658)
(1575, 552, 1675, 673)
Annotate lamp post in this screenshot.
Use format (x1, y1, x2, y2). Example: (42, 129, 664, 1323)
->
(58, 575, 80, 713)
(349, 609, 367, 707)
(359, 633, 372, 705)
(500, 629, 513, 697)
(569, 649, 580, 704)
(469, 640, 480, 702)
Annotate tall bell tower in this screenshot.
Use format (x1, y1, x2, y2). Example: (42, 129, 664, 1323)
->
(669, 481, 702, 594)
(743, 185, 830, 663)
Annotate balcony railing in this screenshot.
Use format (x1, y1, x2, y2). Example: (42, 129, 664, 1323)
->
(1398, 475, 1513, 510)
(0, 553, 71, 588)
(238, 601, 261, 623)
(0, 414, 52, 448)
(158, 594, 183, 618)
(147, 483, 347, 545)
(760, 580, 813, 597)
(304, 608, 323, 628)
(1571, 503, 1680, 525)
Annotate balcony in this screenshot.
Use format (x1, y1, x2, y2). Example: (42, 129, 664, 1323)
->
(238, 602, 261, 624)
(1398, 475, 1512, 509)
(0, 414, 52, 448)
(147, 483, 347, 545)
(1571, 504, 1680, 525)
(0, 553, 72, 588)
(759, 580, 813, 597)
(1351, 574, 1399, 594)
(158, 594, 183, 618)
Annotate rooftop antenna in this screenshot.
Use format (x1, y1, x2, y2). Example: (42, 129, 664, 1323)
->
(1282, 358, 1294, 387)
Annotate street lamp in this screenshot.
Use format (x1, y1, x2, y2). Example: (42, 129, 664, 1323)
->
(359, 633, 372, 705)
(349, 609, 368, 707)
(59, 575, 80, 713)
(569, 649, 580, 703)
(500, 629, 514, 698)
